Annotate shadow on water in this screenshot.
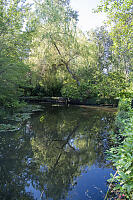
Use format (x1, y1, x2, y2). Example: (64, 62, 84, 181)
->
(0, 105, 116, 200)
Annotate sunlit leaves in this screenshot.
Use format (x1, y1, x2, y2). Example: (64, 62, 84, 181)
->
(107, 99, 133, 199)
(97, 0, 133, 74)
(0, 0, 32, 107)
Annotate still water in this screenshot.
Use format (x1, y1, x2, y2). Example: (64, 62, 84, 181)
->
(0, 105, 116, 200)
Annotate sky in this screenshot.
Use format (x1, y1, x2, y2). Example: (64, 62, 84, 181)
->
(70, 0, 106, 32)
(28, 0, 106, 32)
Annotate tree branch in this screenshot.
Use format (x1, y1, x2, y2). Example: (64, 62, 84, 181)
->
(50, 35, 80, 86)
(63, 61, 80, 86)
(50, 35, 62, 56)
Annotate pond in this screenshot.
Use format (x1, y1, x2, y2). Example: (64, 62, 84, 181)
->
(0, 105, 117, 200)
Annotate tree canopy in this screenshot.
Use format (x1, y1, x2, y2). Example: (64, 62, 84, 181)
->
(0, 0, 132, 106)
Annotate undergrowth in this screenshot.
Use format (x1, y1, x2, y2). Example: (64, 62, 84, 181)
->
(106, 98, 133, 200)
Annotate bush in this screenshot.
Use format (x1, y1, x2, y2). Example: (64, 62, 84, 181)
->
(118, 98, 132, 112)
(107, 98, 133, 199)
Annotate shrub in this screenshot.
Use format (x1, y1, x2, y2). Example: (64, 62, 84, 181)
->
(107, 98, 133, 199)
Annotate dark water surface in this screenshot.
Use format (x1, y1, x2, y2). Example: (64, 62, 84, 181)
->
(0, 105, 116, 200)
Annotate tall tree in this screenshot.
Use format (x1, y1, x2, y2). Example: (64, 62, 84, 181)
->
(97, 0, 133, 74)
(0, 0, 32, 107)
(29, 0, 82, 88)
(88, 27, 113, 73)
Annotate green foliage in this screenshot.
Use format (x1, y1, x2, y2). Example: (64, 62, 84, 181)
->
(29, 0, 97, 97)
(118, 98, 132, 112)
(107, 98, 133, 199)
(0, 0, 132, 106)
(95, 71, 128, 99)
(61, 80, 93, 100)
(0, 0, 32, 107)
(97, 0, 133, 74)
(61, 80, 80, 99)
(0, 56, 29, 107)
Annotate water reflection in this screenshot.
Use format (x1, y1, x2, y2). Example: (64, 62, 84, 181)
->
(0, 105, 116, 200)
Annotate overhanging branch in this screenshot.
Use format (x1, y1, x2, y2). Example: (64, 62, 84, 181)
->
(50, 35, 80, 86)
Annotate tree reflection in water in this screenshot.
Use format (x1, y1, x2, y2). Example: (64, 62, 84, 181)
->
(0, 105, 116, 200)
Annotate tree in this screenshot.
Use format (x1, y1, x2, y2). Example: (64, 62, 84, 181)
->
(0, 0, 32, 107)
(29, 0, 83, 90)
(86, 27, 130, 102)
(87, 26, 113, 73)
(97, 0, 133, 74)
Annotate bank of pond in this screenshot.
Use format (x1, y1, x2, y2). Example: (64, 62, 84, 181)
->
(19, 96, 119, 107)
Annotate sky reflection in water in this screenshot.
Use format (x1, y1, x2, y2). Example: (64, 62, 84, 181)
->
(0, 105, 116, 200)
